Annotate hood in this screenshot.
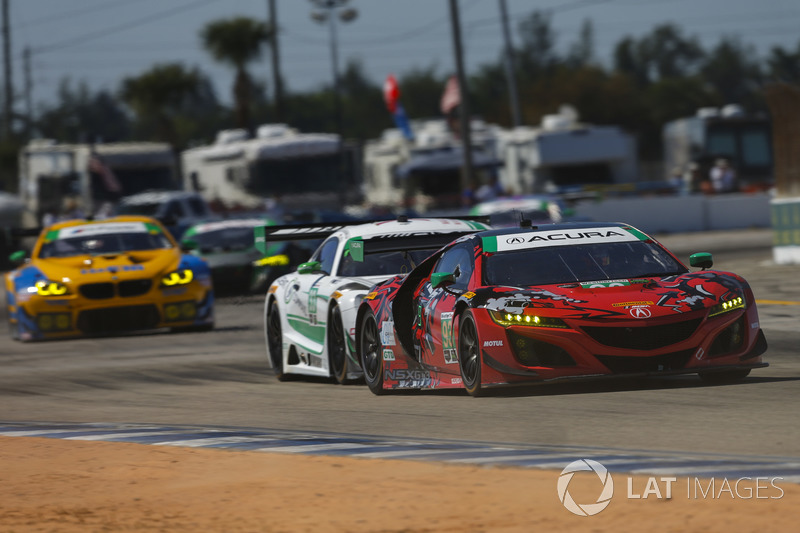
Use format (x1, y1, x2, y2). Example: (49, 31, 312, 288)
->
(477, 271, 746, 320)
(35, 249, 182, 286)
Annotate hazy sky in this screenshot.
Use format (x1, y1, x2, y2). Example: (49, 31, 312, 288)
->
(9, 0, 800, 111)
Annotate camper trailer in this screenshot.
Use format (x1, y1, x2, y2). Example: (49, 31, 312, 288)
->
(663, 105, 773, 191)
(496, 108, 638, 195)
(18, 139, 178, 225)
(181, 124, 362, 212)
(362, 118, 503, 211)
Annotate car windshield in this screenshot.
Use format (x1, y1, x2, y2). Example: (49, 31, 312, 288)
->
(193, 227, 257, 251)
(338, 249, 436, 277)
(39, 225, 173, 258)
(484, 241, 687, 286)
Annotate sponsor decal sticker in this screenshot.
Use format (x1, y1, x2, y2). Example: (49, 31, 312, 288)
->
(462, 291, 476, 299)
(612, 301, 654, 308)
(581, 279, 631, 288)
(364, 291, 378, 300)
(382, 349, 395, 361)
(483, 340, 504, 347)
(58, 222, 151, 238)
(440, 312, 458, 364)
(380, 320, 395, 346)
(488, 227, 640, 252)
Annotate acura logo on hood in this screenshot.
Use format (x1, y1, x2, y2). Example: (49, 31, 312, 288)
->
(630, 306, 651, 319)
(506, 237, 524, 244)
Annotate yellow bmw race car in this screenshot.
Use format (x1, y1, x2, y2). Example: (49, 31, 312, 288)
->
(5, 216, 214, 341)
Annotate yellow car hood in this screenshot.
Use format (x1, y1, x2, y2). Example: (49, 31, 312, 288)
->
(35, 249, 182, 285)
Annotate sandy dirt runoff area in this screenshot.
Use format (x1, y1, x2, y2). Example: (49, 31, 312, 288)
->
(0, 437, 797, 532)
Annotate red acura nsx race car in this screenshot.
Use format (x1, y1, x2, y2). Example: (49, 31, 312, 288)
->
(355, 222, 768, 396)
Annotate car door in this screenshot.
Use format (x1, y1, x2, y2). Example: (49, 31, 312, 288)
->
(414, 242, 476, 373)
(283, 237, 339, 363)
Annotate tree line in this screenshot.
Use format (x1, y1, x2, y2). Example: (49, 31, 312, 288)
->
(1, 10, 799, 192)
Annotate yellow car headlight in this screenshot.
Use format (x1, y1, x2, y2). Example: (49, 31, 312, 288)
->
(34, 280, 69, 296)
(254, 254, 290, 267)
(161, 269, 194, 287)
(489, 310, 569, 328)
(708, 296, 745, 317)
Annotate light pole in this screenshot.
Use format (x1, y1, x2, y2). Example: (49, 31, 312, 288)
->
(310, 0, 357, 139)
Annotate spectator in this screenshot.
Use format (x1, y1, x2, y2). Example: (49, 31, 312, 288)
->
(709, 159, 736, 193)
(683, 162, 704, 194)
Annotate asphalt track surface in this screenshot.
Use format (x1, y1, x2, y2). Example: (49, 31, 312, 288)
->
(1, 228, 799, 466)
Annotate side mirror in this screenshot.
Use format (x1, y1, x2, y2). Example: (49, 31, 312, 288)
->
(297, 260, 321, 275)
(689, 252, 713, 270)
(181, 239, 198, 252)
(431, 272, 456, 289)
(9, 250, 27, 264)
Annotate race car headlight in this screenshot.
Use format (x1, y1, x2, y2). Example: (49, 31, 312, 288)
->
(708, 296, 745, 318)
(254, 254, 290, 267)
(33, 280, 69, 296)
(161, 269, 194, 287)
(489, 310, 569, 328)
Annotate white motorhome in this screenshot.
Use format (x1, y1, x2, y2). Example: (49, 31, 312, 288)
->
(362, 118, 503, 211)
(181, 124, 362, 212)
(18, 139, 178, 225)
(496, 107, 638, 194)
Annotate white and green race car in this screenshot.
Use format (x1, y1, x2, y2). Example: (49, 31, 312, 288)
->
(258, 217, 490, 383)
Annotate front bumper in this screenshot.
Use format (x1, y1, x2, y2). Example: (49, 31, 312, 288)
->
(10, 281, 214, 340)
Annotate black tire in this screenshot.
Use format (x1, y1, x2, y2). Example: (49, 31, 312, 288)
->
(359, 311, 385, 395)
(328, 304, 349, 384)
(266, 300, 290, 381)
(8, 313, 19, 341)
(458, 310, 483, 397)
(699, 368, 751, 384)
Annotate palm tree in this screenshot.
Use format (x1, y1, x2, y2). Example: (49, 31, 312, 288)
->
(120, 63, 205, 148)
(201, 17, 272, 131)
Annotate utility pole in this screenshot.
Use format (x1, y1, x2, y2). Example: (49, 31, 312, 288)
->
(268, 0, 285, 122)
(498, 0, 522, 127)
(2, 0, 12, 139)
(448, 0, 474, 197)
(23, 46, 31, 138)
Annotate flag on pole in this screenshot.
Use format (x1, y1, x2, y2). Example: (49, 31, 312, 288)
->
(89, 155, 122, 194)
(440, 75, 461, 115)
(383, 74, 400, 113)
(383, 74, 413, 141)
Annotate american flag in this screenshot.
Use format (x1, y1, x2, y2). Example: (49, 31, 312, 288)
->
(440, 75, 461, 115)
(88, 155, 122, 193)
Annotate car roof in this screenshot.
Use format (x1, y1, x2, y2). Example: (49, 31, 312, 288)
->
(44, 215, 163, 231)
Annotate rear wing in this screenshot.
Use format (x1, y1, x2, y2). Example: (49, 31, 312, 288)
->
(254, 216, 490, 255)
(344, 231, 479, 263)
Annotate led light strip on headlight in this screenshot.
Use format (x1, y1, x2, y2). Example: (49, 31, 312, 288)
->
(489, 310, 569, 328)
(708, 296, 745, 317)
(33, 280, 68, 296)
(161, 269, 194, 286)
